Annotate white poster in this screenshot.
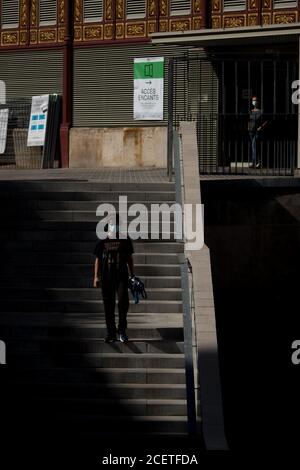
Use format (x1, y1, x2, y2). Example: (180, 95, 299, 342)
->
(27, 95, 49, 147)
(0, 108, 9, 154)
(134, 58, 164, 121)
(0, 80, 6, 104)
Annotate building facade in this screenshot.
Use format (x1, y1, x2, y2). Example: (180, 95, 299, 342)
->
(0, 1, 299, 169)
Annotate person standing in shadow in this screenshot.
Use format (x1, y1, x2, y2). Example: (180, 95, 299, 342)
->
(93, 213, 135, 344)
(248, 96, 268, 169)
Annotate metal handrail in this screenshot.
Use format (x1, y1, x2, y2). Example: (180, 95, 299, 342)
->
(180, 256, 198, 437)
(173, 127, 199, 438)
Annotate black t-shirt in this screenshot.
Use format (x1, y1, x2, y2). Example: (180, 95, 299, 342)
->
(94, 235, 134, 281)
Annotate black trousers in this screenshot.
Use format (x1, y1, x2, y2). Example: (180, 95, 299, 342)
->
(101, 274, 129, 336)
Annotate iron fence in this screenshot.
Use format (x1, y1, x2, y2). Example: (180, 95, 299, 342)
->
(177, 112, 297, 176)
(169, 54, 298, 176)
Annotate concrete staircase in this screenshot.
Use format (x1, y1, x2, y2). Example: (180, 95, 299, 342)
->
(0, 180, 196, 458)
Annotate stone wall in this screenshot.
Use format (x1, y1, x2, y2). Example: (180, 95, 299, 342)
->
(69, 127, 167, 168)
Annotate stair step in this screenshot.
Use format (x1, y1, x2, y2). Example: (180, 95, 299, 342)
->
(6, 339, 185, 354)
(4, 367, 186, 384)
(7, 253, 180, 265)
(3, 240, 184, 253)
(0, 287, 182, 301)
(0, 191, 175, 202)
(0, 231, 180, 241)
(2, 200, 177, 211)
(1, 211, 179, 223)
(0, 300, 183, 313)
(34, 398, 188, 416)
(8, 353, 185, 368)
(53, 415, 188, 433)
(7, 382, 187, 399)
(0, 275, 181, 288)
(1, 264, 181, 276)
(0, 181, 175, 192)
(0, 325, 183, 340)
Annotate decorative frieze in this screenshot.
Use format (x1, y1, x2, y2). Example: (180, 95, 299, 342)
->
(20, 0, 29, 27)
(170, 19, 191, 31)
(59, 0, 65, 24)
(74, 0, 82, 23)
(250, 0, 258, 9)
(106, 0, 114, 21)
(74, 26, 82, 40)
(116, 23, 124, 38)
(30, 30, 38, 44)
(20, 30, 28, 44)
(83, 25, 103, 40)
(160, 0, 168, 17)
(262, 14, 271, 25)
(194, 0, 201, 14)
(31, 0, 37, 26)
(1, 0, 299, 48)
(159, 20, 168, 32)
(148, 21, 157, 34)
(2, 31, 19, 46)
(213, 0, 221, 13)
(274, 12, 297, 24)
(223, 15, 246, 28)
(116, 0, 124, 20)
(58, 27, 65, 41)
(212, 16, 221, 28)
(126, 22, 146, 37)
(104, 24, 114, 39)
(39, 29, 57, 43)
(193, 17, 203, 29)
(249, 14, 258, 26)
(149, 0, 157, 16)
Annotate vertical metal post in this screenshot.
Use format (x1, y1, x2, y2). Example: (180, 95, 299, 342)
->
(260, 60, 264, 110)
(222, 60, 225, 114)
(235, 60, 238, 115)
(168, 58, 174, 181)
(248, 60, 251, 112)
(297, 36, 300, 169)
(286, 61, 290, 114)
(273, 60, 277, 114)
(180, 260, 198, 438)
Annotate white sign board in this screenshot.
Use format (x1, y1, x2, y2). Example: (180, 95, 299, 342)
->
(27, 95, 49, 147)
(0, 80, 6, 104)
(134, 58, 164, 121)
(0, 108, 9, 154)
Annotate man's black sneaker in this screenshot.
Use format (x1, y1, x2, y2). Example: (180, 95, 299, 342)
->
(105, 334, 117, 343)
(119, 332, 129, 343)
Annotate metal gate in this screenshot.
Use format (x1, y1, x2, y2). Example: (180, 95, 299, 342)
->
(168, 54, 298, 176)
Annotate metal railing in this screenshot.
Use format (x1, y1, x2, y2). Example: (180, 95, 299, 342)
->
(180, 256, 199, 438)
(174, 112, 297, 176)
(0, 99, 36, 169)
(0, 97, 61, 170)
(168, 54, 298, 177)
(173, 128, 200, 439)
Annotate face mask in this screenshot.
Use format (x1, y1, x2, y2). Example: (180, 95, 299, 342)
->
(107, 222, 119, 237)
(252, 100, 257, 107)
